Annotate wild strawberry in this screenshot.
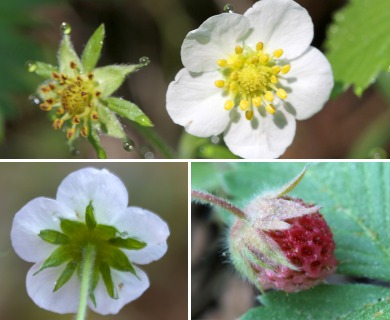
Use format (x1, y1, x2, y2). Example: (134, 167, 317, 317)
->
(228, 168, 337, 293)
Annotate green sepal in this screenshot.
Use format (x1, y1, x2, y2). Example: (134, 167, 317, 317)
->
(89, 266, 100, 307)
(81, 24, 105, 72)
(34, 246, 71, 275)
(60, 219, 85, 236)
(99, 261, 116, 299)
(106, 247, 137, 276)
(85, 201, 97, 230)
(33, 61, 58, 79)
(97, 104, 126, 139)
(94, 65, 144, 96)
(109, 237, 146, 250)
(53, 260, 78, 292)
(95, 224, 118, 239)
(101, 97, 153, 127)
(87, 122, 107, 159)
(38, 229, 70, 245)
(58, 35, 82, 76)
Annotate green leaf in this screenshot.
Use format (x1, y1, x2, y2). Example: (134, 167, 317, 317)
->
(101, 97, 153, 127)
(33, 61, 58, 79)
(58, 35, 82, 76)
(53, 260, 78, 292)
(60, 219, 85, 235)
(94, 64, 144, 96)
(191, 162, 232, 190)
(38, 229, 70, 245)
(106, 247, 136, 275)
(85, 201, 97, 230)
(241, 284, 390, 320)
(97, 104, 126, 139)
(81, 24, 105, 72)
(99, 261, 115, 299)
(340, 297, 390, 320)
(88, 122, 107, 159)
(326, 0, 390, 96)
(34, 246, 71, 275)
(219, 162, 390, 281)
(109, 237, 146, 250)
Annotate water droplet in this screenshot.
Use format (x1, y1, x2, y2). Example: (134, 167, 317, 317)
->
(139, 56, 150, 66)
(210, 135, 220, 144)
(60, 22, 72, 35)
(368, 147, 387, 159)
(28, 95, 41, 106)
(123, 139, 135, 152)
(135, 115, 151, 126)
(223, 4, 234, 13)
(26, 61, 37, 72)
(140, 146, 155, 159)
(71, 148, 81, 156)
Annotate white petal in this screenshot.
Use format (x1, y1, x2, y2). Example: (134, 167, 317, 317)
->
(245, 0, 313, 60)
(56, 168, 128, 225)
(223, 109, 296, 159)
(89, 267, 149, 315)
(26, 263, 80, 314)
(11, 197, 76, 262)
(166, 68, 230, 137)
(112, 207, 170, 265)
(181, 13, 250, 72)
(279, 46, 333, 120)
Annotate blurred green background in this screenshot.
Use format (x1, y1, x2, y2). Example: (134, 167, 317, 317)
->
(0, 0, 389, 158)
(0, 162, 188, 319)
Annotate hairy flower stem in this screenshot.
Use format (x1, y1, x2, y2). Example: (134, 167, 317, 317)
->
(76, 244, 96, 320)
(191, 190, 248, 220)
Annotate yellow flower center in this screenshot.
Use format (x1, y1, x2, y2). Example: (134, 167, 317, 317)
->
(214, 42, 291, 120)
(39, 61, 101, 139)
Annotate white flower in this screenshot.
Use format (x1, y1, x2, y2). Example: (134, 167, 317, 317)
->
(10, 167, 169, 315)
(166, 0, 333, 158)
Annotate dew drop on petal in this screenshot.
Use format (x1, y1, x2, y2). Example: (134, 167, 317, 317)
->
(26, 61, 37, 72)
(223, 4, 234, 13)
(139, 56, 150, 66)
(61, 22, 72, 35)
(123, 139, 135, 152)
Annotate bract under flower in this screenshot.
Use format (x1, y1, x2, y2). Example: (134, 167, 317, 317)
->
(166, 0, 333, 158)
(11, 167, 169, 315)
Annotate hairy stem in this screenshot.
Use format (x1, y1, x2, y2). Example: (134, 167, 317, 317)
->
(191, 190, 248, 220)
(76, 244, 96, 320)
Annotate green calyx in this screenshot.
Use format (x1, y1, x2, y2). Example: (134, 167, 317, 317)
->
(36, 201, 146, 303)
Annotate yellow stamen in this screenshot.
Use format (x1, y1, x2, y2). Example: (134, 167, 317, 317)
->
(80, 126, 88, 137)
(273, 49, 283, 58)
(66, 128, 75, 139)
(230, 72, 238, 81)
(72, 116, 81, 124)
(276, 88, 288, 99)
(266, 104, 276, 114)
(272, 66, 281, 74)
(57, 108, 65, 115)
(217, 59, 228, 67)
(260, 54, 269, 64)
(245, 110, 254, 120)
(91, 111, 99, 120)
(39, 103, 52, 111)
(224, 100, 234, 110)
(252, 97, 262, 107)
(214, 80, 225, 88)
(239, 99, 249, 111)
(235, 46, 243, 54)
(230, 82, 238, 91)
(281, 64, 291, 74)
(270, 75, 278, 84)
(256, 42, 264, 51)
(264, 91, 274, 102)
(252, 56, 259, 64)
(52, 119, 64, 130)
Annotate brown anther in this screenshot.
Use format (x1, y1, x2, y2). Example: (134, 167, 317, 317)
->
(66, 128, 75, 139)
(95, 91, 101, 97)
(91, 111, 99, 120)
(77, 76, 83, 81)
(56, 107, 65, 115)
(52, 72, 60, 80)
(61, 74, 68, 81)
(52, 118, 64, 130)
(87, 73, 94, 80)
(81, 91, 87, 97)
(72, 116, 80, 124)
(45, 98, 55, 105)
(40, 86, 49, 93)
(80, 126, 88, 137)
(70, 61, 77, 69)
(39, 103, 52, 111)
(49, 83, 56, 90)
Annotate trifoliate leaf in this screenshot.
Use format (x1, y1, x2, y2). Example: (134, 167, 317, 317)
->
(81, 24, 105, 72)
(241, 284, 390, 320)
(53, 260, 78, 292)
(34, 246, 71, 275)
(326, 0, 390, 96)
(109, 237, 146, 250)
(85, 201, 97, 230)
(99, 261, 115, 299)
(101, 97, 153, 127)
(38, 229, 70, 245)
(58, 35, 82, 76)
(94, 65, 143, 96)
